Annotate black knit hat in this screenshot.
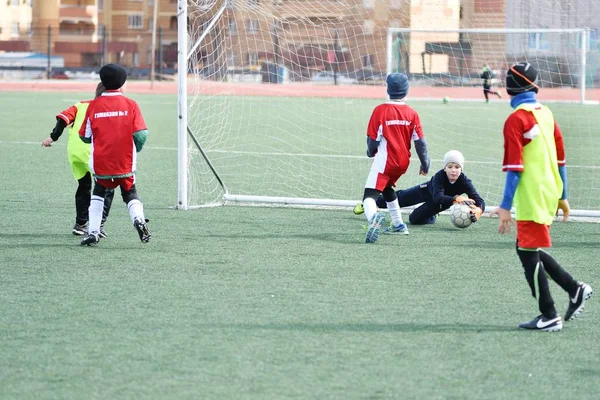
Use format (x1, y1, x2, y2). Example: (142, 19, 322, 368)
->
(386, 73, 409, 99)
(506, 62, 539, 96)
(99, 63, 127, 90)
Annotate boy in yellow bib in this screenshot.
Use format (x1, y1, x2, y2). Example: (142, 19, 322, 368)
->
(41, 83, 114, 237)
(490, 62, 592, 332)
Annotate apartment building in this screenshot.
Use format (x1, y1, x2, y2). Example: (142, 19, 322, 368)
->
(205, 0, 460, 80)
(23, 0, 178, 68)
(0, 0, 32, 51)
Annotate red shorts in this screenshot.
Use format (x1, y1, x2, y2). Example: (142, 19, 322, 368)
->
(95, 176, 135, 191)
(516, 221, 552, 249)
(371, 168, 407, 191)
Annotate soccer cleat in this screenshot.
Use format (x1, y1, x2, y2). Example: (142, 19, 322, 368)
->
(80, 232, 100, 246)
(72, 222, 88, 236)
(565, 282, 593, 321)
(383, 223, 409, 235)
(365, 212, 386, 244)
(518, 315, 563, 332)
(99, 222, 108, 239)
(134, 218, 151, 243)
(353, 203, 364, 215)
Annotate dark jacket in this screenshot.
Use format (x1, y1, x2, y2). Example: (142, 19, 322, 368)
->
(423, 169, 486, 211)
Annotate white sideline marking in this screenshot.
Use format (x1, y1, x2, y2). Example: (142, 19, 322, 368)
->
(2, 139, 600, 169)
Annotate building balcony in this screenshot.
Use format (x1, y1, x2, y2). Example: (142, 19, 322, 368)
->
(59, 5, 97, 24)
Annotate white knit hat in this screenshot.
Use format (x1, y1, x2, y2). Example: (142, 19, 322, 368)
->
(443, 150, 465, 169)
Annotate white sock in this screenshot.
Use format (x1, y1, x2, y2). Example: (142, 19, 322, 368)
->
(89, 195, 104, 234)
(363, 197, 378, 223)
(127, 199, 145, 224)
(386, 199, 404, 227)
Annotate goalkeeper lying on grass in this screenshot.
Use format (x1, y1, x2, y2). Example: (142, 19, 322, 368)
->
(354, 150, 485, 225)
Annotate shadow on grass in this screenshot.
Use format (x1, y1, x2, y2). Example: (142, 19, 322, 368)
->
(202, 322, 515, 334)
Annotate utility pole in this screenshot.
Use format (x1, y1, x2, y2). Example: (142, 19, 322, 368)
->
(47, 25, 52, 79)
(150, 0, 159, 88)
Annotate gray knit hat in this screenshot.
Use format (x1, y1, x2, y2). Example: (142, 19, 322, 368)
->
(443, 150, 465, 169)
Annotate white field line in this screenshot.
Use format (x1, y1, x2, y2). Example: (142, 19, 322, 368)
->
(2, 140, 600, 169)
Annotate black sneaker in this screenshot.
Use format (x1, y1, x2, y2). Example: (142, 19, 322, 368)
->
(72, 222, 88, 236)
(80, 232, 100, 246)
(518, 315, 562, 332)
(134, 218, 151, 243)
(565, 282, 593, 321)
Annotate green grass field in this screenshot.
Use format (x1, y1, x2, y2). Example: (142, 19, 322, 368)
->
(1, 91, 599, 399)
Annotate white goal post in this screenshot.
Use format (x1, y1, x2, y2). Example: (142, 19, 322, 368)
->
(177, 1, 600, 217)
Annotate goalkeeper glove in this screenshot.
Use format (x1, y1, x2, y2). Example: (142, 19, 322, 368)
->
(453, 195, 471, 204)
(469, 206, 483, 222)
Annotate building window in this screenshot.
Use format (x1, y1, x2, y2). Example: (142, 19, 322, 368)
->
(389, 0, 402, 9)
(246, 19, 259, 34)
(149, 0, 154, 5)
(362, 54, 372, 68)
(225, 0, 235, 8)
(363, 20, 374, 35)
(227, 18, 237, 35)
(226, 51, 236, 66)
(363, 0, 373, 9)
(11, 22, 19, 37)
(248, 52, 258, 65)
(248, 0, 259, 6)
(133, 52, 139, 67)
(128, 14, 144, 29)
(170, 16, 177, 30)
(98, 0, 103, 11)
(529, 32, 549, 50)
(148, 18, 153, 32)
(10, 0, 19, 6)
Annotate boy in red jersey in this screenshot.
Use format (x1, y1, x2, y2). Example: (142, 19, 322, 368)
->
(362, 73, 430, 244)
(79, 64, 151, 245)
(42, 82, 115, 237)
(490, 62, 592, 331)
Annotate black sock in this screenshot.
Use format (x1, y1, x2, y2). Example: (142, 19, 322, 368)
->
(539, 250, 579, 296)
(517, 248, 557, 318)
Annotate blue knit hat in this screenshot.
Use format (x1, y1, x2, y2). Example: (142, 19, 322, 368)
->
(386, 73, 409, 99)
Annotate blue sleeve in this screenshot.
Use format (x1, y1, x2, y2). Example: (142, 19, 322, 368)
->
(558, 165, 567, 200)
(414, 137, 430, 174)
(500, 171, 521, 210)
(366, 137, 379, 158)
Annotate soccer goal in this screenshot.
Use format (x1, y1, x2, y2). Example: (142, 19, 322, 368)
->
(177, 0, 600, 216)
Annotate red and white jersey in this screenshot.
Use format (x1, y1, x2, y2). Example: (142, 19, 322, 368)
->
(79, 90, 147, 177)
(502, 108, 566, 172)
(367, 101, 424, 170)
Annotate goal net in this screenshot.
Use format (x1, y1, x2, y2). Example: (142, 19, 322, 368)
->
(179, 0, 600, 215)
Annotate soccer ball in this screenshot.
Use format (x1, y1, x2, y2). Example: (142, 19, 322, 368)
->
(450, 204, 472, 229)
(443, 96, 450, 104)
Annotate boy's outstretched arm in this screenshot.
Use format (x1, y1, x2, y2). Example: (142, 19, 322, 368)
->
(414, 137, 430, 175)
(42, 119, 68, 147)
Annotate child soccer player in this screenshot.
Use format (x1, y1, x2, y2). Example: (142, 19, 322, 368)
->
(490, 62, 592, 332)
(354, 150, 485, 225)
(78, 63, 151, 245)
(480, 64, 502, 103)
(41, 82, 115, 237)
(361, 73, 430, 243)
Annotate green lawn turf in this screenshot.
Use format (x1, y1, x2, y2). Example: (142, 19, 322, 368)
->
(0, 91, 599, 399)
